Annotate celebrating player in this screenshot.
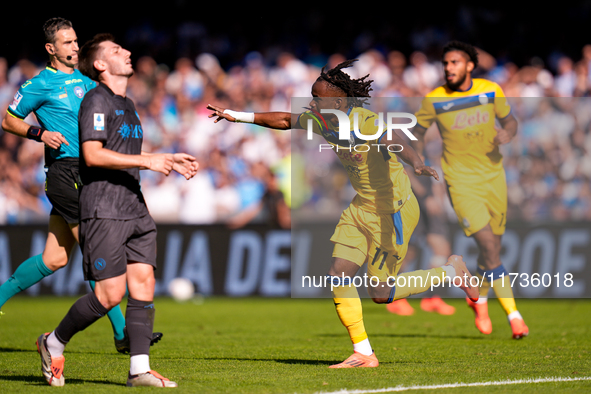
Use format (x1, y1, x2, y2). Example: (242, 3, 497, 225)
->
(0, 17, 162, 353)
(412, 41, 528, 339)
(207, 59, 479, 368)
(35, 33, 198, 387)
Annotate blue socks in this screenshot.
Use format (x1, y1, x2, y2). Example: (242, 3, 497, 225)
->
(0, 254, 52, 308)
(0, 253, 127, 342)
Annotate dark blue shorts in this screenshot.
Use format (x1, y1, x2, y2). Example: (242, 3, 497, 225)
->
(80, 214, 157, 281)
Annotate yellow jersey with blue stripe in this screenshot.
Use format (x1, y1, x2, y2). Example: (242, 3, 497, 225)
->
(297, 106, 412, 213)
(415, 78, 511, 184)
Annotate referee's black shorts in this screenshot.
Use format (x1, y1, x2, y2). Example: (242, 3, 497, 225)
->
(45, 158, 80, 225)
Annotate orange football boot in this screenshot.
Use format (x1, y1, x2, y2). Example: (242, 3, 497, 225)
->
(420, 296, 456, 315)
(386, 298, 414, 315)
(329, 352, 379, 368)
(36, 332, 65, 386)
(510, 317, 529, 339)
(466, 298, 493, 335)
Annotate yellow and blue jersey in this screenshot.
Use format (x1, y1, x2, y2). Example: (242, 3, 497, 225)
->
(297, 106, 412, 214)
(6, 65, 96, 162)
(415, 78, 511, 184)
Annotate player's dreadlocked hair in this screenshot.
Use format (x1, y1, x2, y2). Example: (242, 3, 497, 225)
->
(442, 41, 479, 68)
(317, 59, 373, 107)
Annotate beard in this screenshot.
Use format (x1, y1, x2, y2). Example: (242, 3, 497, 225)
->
(446, 70, 468, 90)
(107, 62, 134, 78)
(118, 66, 134, 78)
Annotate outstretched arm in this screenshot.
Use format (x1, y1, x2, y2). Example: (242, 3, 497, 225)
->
(207, 104, 293, 130)
(82, 140, 174, 175)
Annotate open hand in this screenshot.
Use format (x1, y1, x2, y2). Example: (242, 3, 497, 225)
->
(172, 153, 199, 180)
(148, 153, 174, 175)
(493, 126, 513, 145)
(207, 104, 235, 123)
(414, 164, 439, 181)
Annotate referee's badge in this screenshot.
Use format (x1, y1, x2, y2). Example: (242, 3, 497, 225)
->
(94, 113, 105, 131)
(74, 86, 85, 98)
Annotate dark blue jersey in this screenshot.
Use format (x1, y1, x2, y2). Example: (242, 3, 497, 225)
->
(78, 83, 148, 220)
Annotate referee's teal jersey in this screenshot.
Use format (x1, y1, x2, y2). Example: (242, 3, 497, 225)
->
(6, 65, 96, 161)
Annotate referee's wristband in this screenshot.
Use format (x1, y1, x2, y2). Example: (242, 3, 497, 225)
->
(26, 126, 46, 142)
(223, 109, 255, 123)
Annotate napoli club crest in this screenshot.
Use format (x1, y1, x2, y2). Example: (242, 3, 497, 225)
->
(94, 258, 106, 271)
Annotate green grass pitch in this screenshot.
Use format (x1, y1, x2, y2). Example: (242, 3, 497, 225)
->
(0, 296, 590, 393)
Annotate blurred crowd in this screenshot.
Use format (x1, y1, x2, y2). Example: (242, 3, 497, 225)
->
(2, 41, 591, 226)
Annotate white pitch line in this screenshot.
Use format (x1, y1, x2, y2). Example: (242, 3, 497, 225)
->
(313, 376, 591, 393)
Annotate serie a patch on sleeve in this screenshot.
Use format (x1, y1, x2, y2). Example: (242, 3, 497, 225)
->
(93, 113, 104, 131)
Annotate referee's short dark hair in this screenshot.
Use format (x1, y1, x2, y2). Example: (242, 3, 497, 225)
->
(43, 17, 73, 44)
(78, 33, 116, 81)
(442, 41, 479, 68)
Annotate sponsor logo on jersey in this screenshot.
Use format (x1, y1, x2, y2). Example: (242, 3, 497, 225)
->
(117, 122, 143, 140)
(451, 109, 490, 130)
(336, 150, 364, 164)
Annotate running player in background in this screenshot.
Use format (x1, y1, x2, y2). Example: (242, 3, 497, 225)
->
(412, 41, 528, 339)
(207, 59, 479, 368)
(0, 17, 161, 352)
(36, 33, 198, 387)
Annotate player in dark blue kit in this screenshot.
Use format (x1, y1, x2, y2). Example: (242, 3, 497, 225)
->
(0, 18, 160, 353)
(36, 33, 198, 387)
